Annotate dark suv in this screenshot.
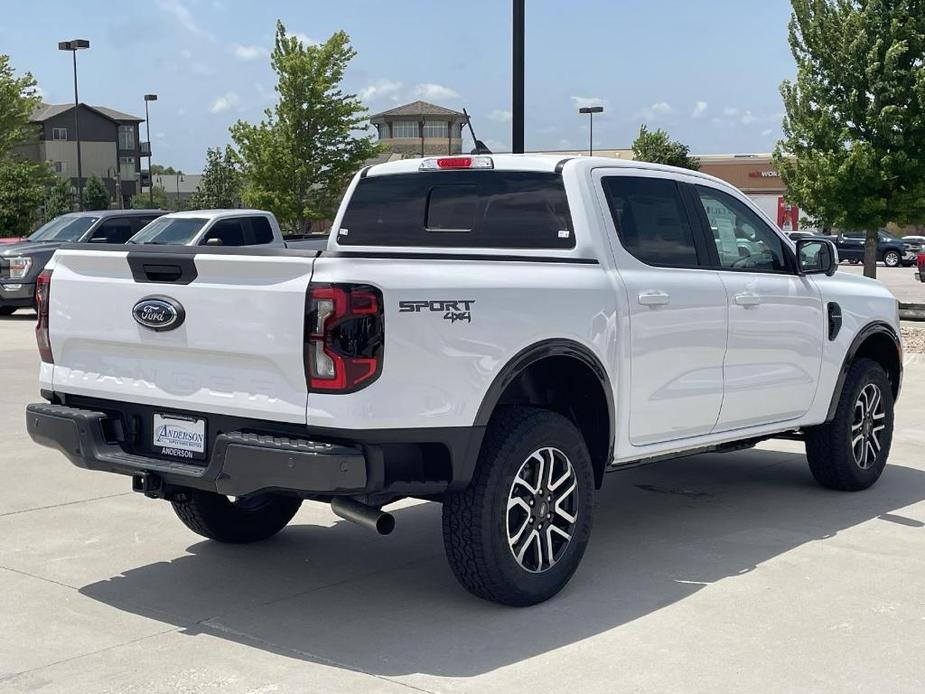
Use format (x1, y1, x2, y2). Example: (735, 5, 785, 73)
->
(834, 229, 916, 267)
(0, 209, 165, 315)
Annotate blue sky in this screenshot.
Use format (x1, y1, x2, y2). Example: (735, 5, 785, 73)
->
(1, 0, 796, 172)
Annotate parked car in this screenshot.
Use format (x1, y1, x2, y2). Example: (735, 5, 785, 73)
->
(834, 229, 916, 267)
(902, 235, 925, 260)
(0, 209, 165, 316)
(26, 155, 901, 606)
(127, 209, 329, 250)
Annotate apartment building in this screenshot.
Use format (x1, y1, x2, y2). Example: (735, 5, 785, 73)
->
(22, 103, 145, 208)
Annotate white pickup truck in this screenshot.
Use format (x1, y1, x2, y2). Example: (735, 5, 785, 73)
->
(127, 209, 329, 251)
(26, 154, 902, 606)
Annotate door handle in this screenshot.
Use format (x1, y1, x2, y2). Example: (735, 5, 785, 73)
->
(638, 290, 670, 306)
(734, 292, 761, 307)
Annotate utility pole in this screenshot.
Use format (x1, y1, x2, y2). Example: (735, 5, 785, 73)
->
(512, 0, 525, 153)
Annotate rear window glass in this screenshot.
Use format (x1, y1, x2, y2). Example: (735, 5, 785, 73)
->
(338, 171, 574, 248)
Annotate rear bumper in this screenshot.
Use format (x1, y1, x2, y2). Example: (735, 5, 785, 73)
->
(27, 402, 370, 497)
(26, 399, 483, 497)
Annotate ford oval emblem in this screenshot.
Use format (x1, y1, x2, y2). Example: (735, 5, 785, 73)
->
(132, 296, 185, 332)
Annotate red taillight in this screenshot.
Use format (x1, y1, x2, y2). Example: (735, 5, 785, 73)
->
(35, 269, 53, 363)
(305, 284, 383, 393)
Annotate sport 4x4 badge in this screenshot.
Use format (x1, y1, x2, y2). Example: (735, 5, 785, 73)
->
(398, 299, 475, 324)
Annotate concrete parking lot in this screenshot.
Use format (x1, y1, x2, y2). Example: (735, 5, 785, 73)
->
(839, 263, 924, 304)
(1, 314, 924, 693)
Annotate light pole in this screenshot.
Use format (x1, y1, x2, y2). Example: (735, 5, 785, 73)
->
(143, 94, 157, 206)
(512, 0, 524, 153)
(578, 105, 603, 156)
(175, 173, 183, 209)
(57, 39, 90, 210)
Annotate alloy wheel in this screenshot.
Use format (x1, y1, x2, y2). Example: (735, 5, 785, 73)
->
(851, 383, 886, 469)
(506, 447, 579, 573)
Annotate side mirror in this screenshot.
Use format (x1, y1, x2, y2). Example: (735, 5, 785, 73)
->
(797, 238, 838, 277)
(204, 237, 223, 246)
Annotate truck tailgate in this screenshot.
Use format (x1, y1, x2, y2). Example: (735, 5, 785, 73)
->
(48, 249, 314, 423)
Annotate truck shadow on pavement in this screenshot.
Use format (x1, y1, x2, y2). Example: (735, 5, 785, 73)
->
(79, 449, 925, 678)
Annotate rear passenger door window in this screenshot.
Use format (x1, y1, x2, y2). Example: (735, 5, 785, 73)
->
(248, 216, 275, 245)
(90, 218, 135, 243)
(693, 186, 789, 272)
(201, 219, 247, 246)
(600, 176, 703, 267)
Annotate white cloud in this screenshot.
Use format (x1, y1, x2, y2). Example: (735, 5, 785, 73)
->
(157, 0, 209, 37)
(570, 96, 606, 110)
(293, 32, 319, 46)
(233, 44, 267, 61)
(558, 138, 574, 149)
(489, 109, 512, 123)
(209, 92, 239, 114)
(761, 128, 774, 136)
(359, 79, 403, 103)
(722, 106, 740, 117)
(414, 83, 461, 102)
(740, 110, 757, 125)
(636, 102, 672, 121)
(691, 100, 708, 118)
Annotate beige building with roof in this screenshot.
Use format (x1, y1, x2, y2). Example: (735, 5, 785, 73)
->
(370, 100, 468, 157)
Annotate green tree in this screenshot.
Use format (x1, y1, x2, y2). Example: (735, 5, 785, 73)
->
(231, 22, 381, 233)
(0, 54, 50, 236)
(83, 175, 110, 210)
(131, 185, 170, 210)
(774, 0, 925, 278)
(189, 146, 242, 208)
(43, 178, 74, 220)
(0, 159, 50, 235)
(631, 124, 700, 170)
(151, 164, 183, 176)
(0, 54, 41, 156)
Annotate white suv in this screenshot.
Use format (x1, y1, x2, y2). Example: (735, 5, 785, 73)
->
(27, 154, 902, 606)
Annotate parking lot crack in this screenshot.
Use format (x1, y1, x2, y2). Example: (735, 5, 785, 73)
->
(0, 492, 132, 518)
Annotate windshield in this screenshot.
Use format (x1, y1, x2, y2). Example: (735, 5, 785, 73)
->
(28, 215, 98, 242)
(129, 218, 207, 245)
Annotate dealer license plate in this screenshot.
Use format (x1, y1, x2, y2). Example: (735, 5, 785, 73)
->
(152, 413, 207, 460)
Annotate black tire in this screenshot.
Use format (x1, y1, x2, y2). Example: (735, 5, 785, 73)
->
(0, 306, 16, 316)
(805, 358, 894, 491)
(882, 250, 900, 267)
(171, 490, 302, 543)
(442, 407, 594, 606)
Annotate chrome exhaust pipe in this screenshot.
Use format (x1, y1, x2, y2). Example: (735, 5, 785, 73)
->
(330, 498, 395, 535)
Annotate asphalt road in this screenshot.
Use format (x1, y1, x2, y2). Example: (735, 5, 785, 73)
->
(1, 314, 924, 693)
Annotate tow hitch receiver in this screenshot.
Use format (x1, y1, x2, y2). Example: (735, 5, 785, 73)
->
(132, 472, 169, 499)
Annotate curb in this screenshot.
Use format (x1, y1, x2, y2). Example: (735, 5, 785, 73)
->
(899, 303, 925, 321)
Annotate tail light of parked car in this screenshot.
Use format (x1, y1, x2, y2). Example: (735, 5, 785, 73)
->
(35, 269, 53, 363)
(304, 284, 383, 392)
